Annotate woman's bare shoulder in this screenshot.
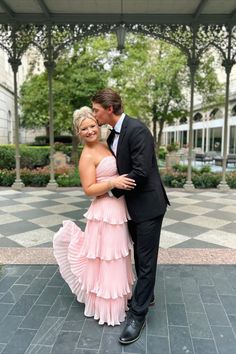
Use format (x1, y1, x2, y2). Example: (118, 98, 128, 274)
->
(79, 149, 94, 167)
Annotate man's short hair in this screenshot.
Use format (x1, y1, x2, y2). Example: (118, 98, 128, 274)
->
(92, 88, 123, 115)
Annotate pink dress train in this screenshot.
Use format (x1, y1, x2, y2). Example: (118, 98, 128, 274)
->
(53, 156, 135, 326)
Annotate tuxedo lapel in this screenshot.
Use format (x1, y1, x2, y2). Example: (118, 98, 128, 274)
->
(107, 129, 116, 157)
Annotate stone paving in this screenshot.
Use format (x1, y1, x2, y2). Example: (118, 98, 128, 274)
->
(0, 187, 236, 354)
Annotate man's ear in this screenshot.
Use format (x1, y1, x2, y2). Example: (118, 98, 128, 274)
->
(107, 105, 113, 114)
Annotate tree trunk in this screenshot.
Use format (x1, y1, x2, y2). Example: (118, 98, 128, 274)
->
(153, 118, 157, 146)
(156, 120, 164, 161)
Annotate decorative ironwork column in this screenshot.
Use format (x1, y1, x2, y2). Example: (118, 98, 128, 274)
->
(8, 56, 24, 189)
(34, 24, 75, 190)
(129, 24, 214, 188)
(0, 24, 35, 189)
(213, 26, 236, 191)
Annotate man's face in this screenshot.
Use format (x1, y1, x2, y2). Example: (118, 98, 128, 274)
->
(92, 102, 112, 126)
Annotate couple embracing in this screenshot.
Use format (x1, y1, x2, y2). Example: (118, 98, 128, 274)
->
(53, 88, 170, 345)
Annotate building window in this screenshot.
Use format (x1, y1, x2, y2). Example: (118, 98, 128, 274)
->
(229, 126, 236, 153)
(209, 108, 223, 120)
(231, 105, 236, 116)
(193, 112, 203, 122)
(193, 129, 203, 148)
(167, 132, 175, 144)
(179, 130, 187, 147)
(179, 116, 187, 124)
(209, 127, 222, 152)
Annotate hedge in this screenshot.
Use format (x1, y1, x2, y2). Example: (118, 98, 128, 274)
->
(0, 144, 83, 170)
(0, 167, 80, 187)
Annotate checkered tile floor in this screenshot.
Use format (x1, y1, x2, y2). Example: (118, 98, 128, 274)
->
(0, 188, 236, 250)
(0, 188, 236, 354)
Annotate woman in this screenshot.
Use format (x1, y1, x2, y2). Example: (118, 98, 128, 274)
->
(53, 106, 135, 326)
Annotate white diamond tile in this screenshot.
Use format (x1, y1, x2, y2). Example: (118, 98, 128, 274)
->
(0, 214, 22, 225)
(160, 230, 190, 249)
(42, 204, 78, 214)
(176, 205, 213, 215)
(0, 190, 21, 195)
(13, 197, 46, 204)
(184, 216, 230, 229)
(162, 218, 178, 227)
(167, 191, 193, 197)
(62, 190, 85, 197)
(219, 206, 236, 214)
(210, 198, 236, 205)
(54, 197, 84, 204)
(8, 228, 54, 248)
(0, 204, 35, 213)
(27, 190, 56, 196)
(170, 197, 200, 205)
(195, 230, 236, 249)
(30, 214, 73, 227)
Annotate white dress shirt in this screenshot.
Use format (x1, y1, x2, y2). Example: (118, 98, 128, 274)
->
(110, 113, 125, 155)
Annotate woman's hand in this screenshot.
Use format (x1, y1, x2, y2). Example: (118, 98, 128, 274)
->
(112, 174, 136, 190)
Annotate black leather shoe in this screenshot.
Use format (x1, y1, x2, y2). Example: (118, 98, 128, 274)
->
(127, 296, 155, 308)
(119, 316, 146, 344)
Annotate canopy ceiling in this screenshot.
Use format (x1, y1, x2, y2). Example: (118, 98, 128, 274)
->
(0, 0, 236, 25)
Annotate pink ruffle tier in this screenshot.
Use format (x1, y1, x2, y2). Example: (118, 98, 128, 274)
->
(53, 195, 135, 326)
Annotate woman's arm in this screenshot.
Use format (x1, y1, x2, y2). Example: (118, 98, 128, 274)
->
(79, 154, 136, 197)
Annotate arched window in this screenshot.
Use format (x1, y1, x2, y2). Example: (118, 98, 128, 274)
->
(179, 116, 187, 124)
(231, 105, 236, 116)
(209, 108, 223, 119)
(193, 112, 203, 122)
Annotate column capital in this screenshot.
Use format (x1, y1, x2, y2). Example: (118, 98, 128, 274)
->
(8, 58, 21, 73)
(44, 60, 56, 72)
(222, 58, 235, 75)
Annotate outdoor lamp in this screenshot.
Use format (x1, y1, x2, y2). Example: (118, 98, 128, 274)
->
(116, 23, 126, 51)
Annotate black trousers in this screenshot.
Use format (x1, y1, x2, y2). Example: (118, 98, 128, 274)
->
(128, 214, 164, 320)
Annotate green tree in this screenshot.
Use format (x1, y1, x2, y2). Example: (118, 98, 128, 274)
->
(110, 35, 223, 157)
(20, 36, 115, 160)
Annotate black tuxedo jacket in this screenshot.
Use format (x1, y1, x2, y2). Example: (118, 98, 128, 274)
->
(108, 115, 170, 222)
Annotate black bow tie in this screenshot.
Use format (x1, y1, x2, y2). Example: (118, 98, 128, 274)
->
(109, 128, 120, 135)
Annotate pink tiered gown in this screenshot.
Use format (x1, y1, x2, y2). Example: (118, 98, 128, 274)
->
(53, 156, 135, 326)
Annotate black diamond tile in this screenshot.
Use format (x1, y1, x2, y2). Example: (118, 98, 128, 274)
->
(0, 237, 24, 248)
(12, 209, 49, 219)
(173, 238, 227, 248)
(0, 221, 39, 236)
(164, 222, 208, 237)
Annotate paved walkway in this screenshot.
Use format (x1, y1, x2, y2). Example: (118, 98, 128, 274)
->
(0, 187, 236, 354)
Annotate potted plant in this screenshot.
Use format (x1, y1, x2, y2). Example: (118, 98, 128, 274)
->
(166, 142, 180, 167)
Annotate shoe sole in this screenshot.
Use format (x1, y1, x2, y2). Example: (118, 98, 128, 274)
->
(118, 321, 146, 345)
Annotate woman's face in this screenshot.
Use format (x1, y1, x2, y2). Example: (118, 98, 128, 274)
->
(79, 118, 100, 143)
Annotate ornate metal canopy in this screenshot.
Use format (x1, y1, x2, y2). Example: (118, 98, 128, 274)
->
(0, 0, 235, 191)
(0, 0, 236, 26)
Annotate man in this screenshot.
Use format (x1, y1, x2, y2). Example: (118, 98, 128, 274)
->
(92, 88, 170, 344)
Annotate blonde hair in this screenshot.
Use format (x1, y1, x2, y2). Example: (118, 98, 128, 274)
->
(73, 106, 97, 135)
